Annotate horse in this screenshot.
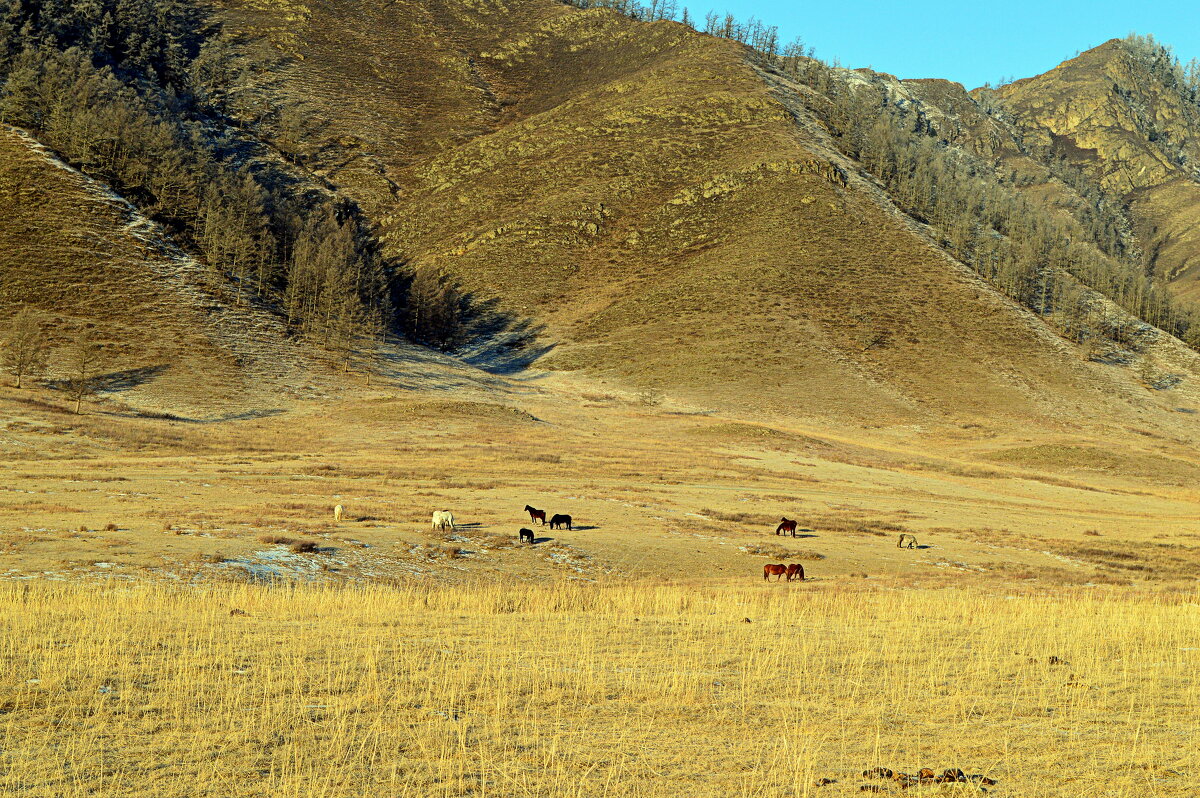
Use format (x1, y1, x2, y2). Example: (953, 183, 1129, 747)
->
(786, 563, 805, 581)
(524, 505, 546, 525)
(333, 504, 344, 522)
(549, 514, 572, 530)
(519, 528, 535, 543)
(763, 564, 787, 581)
(776, 517, 798, 536)
(431, 510, 455, 532)
(896, 533, 918, 549)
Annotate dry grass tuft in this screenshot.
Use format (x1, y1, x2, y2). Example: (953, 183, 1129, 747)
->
(742, 542, 824, 560)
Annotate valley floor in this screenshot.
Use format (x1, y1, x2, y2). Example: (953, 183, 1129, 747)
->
(1, 364, 1199, 796)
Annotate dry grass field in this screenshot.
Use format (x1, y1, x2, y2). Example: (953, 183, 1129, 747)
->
(5, 2, 1200, 794)
(2, 358, 1200, 795)
(1, 579, 1197, 797)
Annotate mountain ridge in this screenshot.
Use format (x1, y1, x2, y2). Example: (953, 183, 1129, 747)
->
(4, 1, 1200, 436)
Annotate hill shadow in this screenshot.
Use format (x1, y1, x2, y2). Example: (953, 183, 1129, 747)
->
(92, 364, 171, 392)
(455, 294, 556, 375)
(48, 364, 170, 395)
(125, 408, 287, 423)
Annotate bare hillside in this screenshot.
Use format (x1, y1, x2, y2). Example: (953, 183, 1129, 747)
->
(211, 0, 1200, 429)
(0, 126, 322, 417)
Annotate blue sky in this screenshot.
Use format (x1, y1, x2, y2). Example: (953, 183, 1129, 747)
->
(683, 0, 1200, 89)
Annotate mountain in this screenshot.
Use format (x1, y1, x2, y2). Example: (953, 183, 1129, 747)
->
(199, 0, 1200, 426)
(4, 1, 1200, 432)
(991, 38, 1200, 302)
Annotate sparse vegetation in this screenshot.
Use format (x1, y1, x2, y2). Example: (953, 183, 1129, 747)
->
(0, 307, 51, 388)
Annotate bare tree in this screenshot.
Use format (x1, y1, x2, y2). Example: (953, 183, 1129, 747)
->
(64, 331, 104, 414)
(1, 307, 51, 388)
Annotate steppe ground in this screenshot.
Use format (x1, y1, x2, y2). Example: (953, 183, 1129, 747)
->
(1, 353, 1199, 796)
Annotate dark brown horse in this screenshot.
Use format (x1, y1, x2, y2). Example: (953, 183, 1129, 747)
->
(549, 514, 572, 530)
(524, 505, 546, 525)
(519, 527, 535, 543)
(763, 564, 787, 581)
(776, 517, 798, 537)
(786, 563, 805, 581)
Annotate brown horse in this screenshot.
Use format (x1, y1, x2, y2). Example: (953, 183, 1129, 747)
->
(776, 517, 798, 536)
(763, 564, 787, 581)
(786, 563, 805, 581)
(524, 505, 546, 525)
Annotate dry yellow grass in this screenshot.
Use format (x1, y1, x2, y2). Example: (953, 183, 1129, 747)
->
(0, 579, 1196, 796)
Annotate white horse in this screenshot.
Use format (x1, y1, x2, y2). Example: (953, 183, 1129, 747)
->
(432, 510, 455, 532)
(334, 504, 344, 522)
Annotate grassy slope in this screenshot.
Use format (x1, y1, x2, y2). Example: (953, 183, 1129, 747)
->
(215, 0, 1200, 430)
(0, 126, 325, 417)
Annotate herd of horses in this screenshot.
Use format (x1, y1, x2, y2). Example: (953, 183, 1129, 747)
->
(425, 505, 573, 543)
(763, 563, 805, 582)
(525, 505, 572, 530)
(374, 508, 916, 582)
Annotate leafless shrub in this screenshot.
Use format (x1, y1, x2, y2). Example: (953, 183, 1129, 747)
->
(289, 540, 320, 553)
(259, 534, 296, 545)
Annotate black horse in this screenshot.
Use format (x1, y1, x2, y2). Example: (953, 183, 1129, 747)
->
(519, 528, 535, 543)
(524, 505, 546, 525)
(549, 514, 572, 530)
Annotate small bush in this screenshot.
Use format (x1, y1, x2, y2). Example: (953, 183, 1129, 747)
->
(259, 534, 295, 545)
(290, 540, 319, 553)
(103, 522, 118, 531)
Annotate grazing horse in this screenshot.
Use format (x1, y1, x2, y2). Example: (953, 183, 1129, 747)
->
(519, 527, 535, 543)
(896, 533, 918, 549)
(549, 513, 572, 530)
(786, 563, 805, 581)
(524, 505, 547, 525)
(763, 564, 787, 581)
(776, 517, 798, 537)
(431, 510, 455, 532)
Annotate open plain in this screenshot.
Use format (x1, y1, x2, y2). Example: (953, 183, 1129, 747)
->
(2, 355, 1199, 797)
